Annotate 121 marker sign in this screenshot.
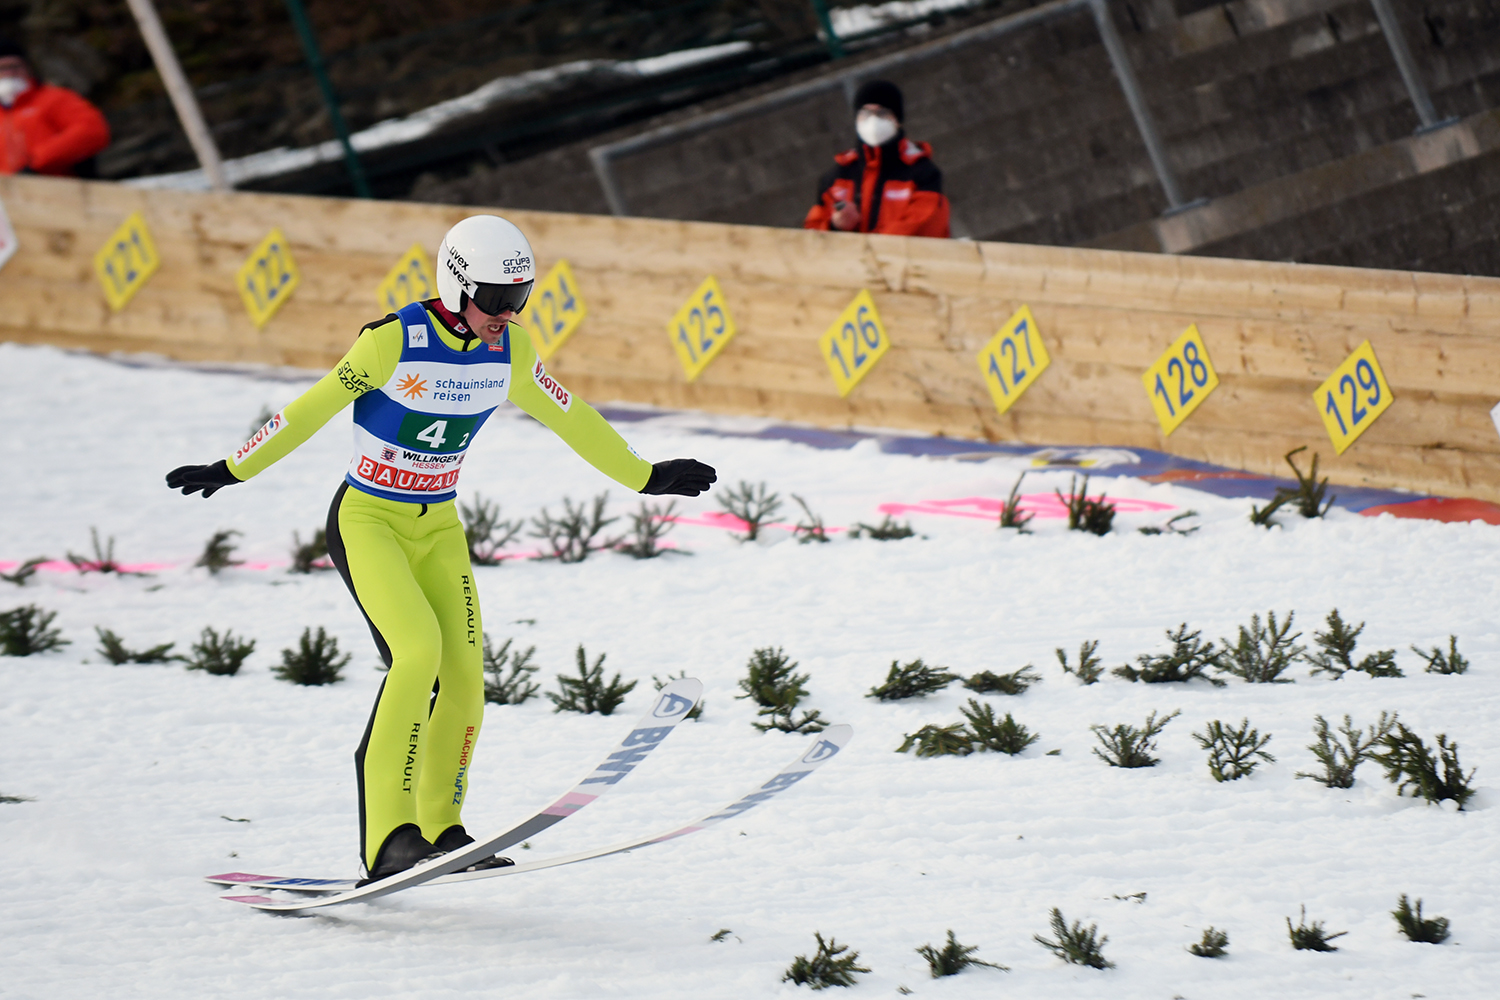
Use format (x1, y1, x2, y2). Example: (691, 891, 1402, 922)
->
(977, 305, 1049, 415)
(1314, 340, 1393, 454)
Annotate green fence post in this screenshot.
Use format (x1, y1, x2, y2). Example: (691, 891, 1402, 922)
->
(810, 0, 846, 59)
(282, 0, 373, 198)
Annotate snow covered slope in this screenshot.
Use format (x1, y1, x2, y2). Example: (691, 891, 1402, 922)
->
(1, 343, 1496, 998)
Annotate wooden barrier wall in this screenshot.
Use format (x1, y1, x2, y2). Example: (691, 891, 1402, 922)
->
(3, 173, 1499, 502)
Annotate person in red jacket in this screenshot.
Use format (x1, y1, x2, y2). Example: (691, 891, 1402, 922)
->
(803, 79, 950, 239)
(0, 37, 110, 176)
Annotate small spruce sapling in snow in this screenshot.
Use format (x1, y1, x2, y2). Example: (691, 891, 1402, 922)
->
(1033, 908, 1114, 969)
(1305, 609, 1401, 678)
(196, 530, 243, 574)
(1188, 927, 1229, 958)
(791, 495, 831, 544)
(549, 645, 636, 715)
(1139, 510, 1199, 536)
(717, 481, 782, 542)
(848, 515, 914, 540)
(964, 665, 1039, 695)
(1113, 624, 1225, 686)
(867, 658, 958, 701)
(1, 557, 46, 586)
(1392, 895, 1450, 944)
(1057, 474, 1115, 535)
(185, 627, 256, 676)
(1371, 722, 1476, 809)
(1091, 709, 1181, 768)
(916, 930, 1008, 977)
(289, 529, 331, 573)
(0, 791, 32, 803)
(530, 494, 620, 563)
(1279, 446, 1336, 518)
(1249, 492, 1289, 529)
(0, 605, 69, 656)
(67, 527, 134, 575)
(460, 493, 524, 566)
(1057, 640, 1104, 684)
(782, 932, 870, 989)
(1215, 611, 1302, 683)
(998, 474, 1032, 532)
(618, 500, 683, 559)
(897, 724, 973, 757)
(1411, 636, 1468, 675)
(1193, 718, 1275, 781)
(738, 646, 824, 733)
(482, 635, 539, 705)
(1287, 905, 1346, 951)
(95, 627, 179, 665)
(961, 699, 1040, 755)
(1295, 712, 1396, 788)
(653, 670, 703, 719)
(273, 627, 348, 685)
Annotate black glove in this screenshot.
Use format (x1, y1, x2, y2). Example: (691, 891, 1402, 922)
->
(166, 460, 241, 499)
(641, 458, 717, 497)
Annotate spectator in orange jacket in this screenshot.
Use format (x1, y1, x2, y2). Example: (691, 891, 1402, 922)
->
(0, 37, 110, 176)
(803, 80, 950, 239)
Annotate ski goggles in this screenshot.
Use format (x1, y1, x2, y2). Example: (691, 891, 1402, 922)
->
(467, 279, 533, 316)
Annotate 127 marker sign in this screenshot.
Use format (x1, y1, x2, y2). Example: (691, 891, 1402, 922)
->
(977, 305, 1049, 415)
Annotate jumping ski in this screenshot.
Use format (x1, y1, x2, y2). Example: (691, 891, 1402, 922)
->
(206, 678, 702, 910)
(219, 724, 851, 910)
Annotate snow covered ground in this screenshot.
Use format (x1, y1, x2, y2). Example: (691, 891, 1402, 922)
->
(2, 341, 1497, 999)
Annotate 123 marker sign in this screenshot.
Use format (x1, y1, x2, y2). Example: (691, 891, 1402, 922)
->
(819, 290, 890, 397)
(1314, 340, 1393, 454)
(93, 211, 160, 311)
(1142, 324, 1219, 435)
(668, 276, 736, 381)
(977, 305, 1049, 415)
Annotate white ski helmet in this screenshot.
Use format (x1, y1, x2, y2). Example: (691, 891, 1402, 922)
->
(435, 215, 535, 316)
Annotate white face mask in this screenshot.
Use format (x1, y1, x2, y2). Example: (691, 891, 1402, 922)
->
(856, 113, 898, 148)
(0, 77, 29, 107)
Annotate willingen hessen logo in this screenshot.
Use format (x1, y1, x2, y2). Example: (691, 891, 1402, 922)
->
(802, 739, 841, 764)
(653, 692, 695, 718)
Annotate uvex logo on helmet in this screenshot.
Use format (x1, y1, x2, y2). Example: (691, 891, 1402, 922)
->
(444, 252, 475, 291)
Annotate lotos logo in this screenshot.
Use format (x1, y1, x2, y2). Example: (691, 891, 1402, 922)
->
(653, 692, 695, 718)
(802, 739, 841, 764)
(233, 410, 288, 463)
(531, 357, 571, 412)
(397, 373, 427, 399)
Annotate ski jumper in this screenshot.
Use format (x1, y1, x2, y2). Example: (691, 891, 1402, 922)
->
(225, 300, 652, 869)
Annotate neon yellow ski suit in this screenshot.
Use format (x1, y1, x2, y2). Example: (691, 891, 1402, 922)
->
(226, 302, 651, 869)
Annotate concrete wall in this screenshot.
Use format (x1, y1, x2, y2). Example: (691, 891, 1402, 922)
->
(3, 173, 1499, 503)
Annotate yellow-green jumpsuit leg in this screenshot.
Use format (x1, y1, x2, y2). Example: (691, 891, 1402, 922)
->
(327, 485, 484, 870)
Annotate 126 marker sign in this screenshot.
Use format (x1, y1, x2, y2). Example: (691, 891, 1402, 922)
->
(1142, 324, 1219, 435)
(1314, 340, 1393, 454)
(977, 305, 1049, 415)
(818, 290, 890, 397)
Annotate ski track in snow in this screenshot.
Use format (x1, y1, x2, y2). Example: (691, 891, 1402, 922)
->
(1, 342, 1497, 999)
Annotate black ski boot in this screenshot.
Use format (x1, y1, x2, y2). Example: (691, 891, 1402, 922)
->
(434, 824, 515, 871)
(358, 823, 443, 886)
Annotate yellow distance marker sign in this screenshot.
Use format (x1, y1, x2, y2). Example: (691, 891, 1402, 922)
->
(1314, 340, 1393, 454)
(818, 289, 890, 398)
(376, 243, 434, 313)
(1142, 324, 1219, 435)
(977, 305, 1050, 415)
(237, 227, 301, 329)
(93, 211, 160, 311)
(668, 275, 735, 381)
(519, 259, 586, 362)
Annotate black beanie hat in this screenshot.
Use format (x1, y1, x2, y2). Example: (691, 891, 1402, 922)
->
(0, 37, 28, 63)
(852, 79, 903, 122)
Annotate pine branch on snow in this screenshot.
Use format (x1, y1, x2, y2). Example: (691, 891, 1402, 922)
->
(1392, 894, 1450, 943)
(617, 500, 684, 559)
(1113, 624, 1224, 686)
(184, 626, 256, 676)
(95, 627, 179, 665)
(1193, 718, 1275, 781)
(916, 929, 1008, 977)
(1305, 609, 1401, 678)
(549, 644, 636, 715)
(1188, 927, 1229, 957)
(1411, 636, 1468, 675)
(897, 723, 973, 757)
(960, 699, 1040, 755)
(1295, 712, 1396, 788)
(1372, 723, 1477, 809)
(1091, 709, 1180, 768)
(867, 658, 958, 700)
(272, 627, 347, 685)
(964, 665, 1039, 695)
(483, 635, 539, 705)
(1056, 640, 1103, 684)
(1, 605, 69, 656)
(195, 529, 243, 574)
(848, 515, 914, 540)
(0, 557, 47, 587)
(1287, 905, 1346, 951)
(1034, 908, 1114, 968)
(288, 528, 332, 573)
(461, 493, 524, 565)
(717, 481, 782, 542)
(782, 932, 870, 989)
(1215, 611, 1302, 683)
